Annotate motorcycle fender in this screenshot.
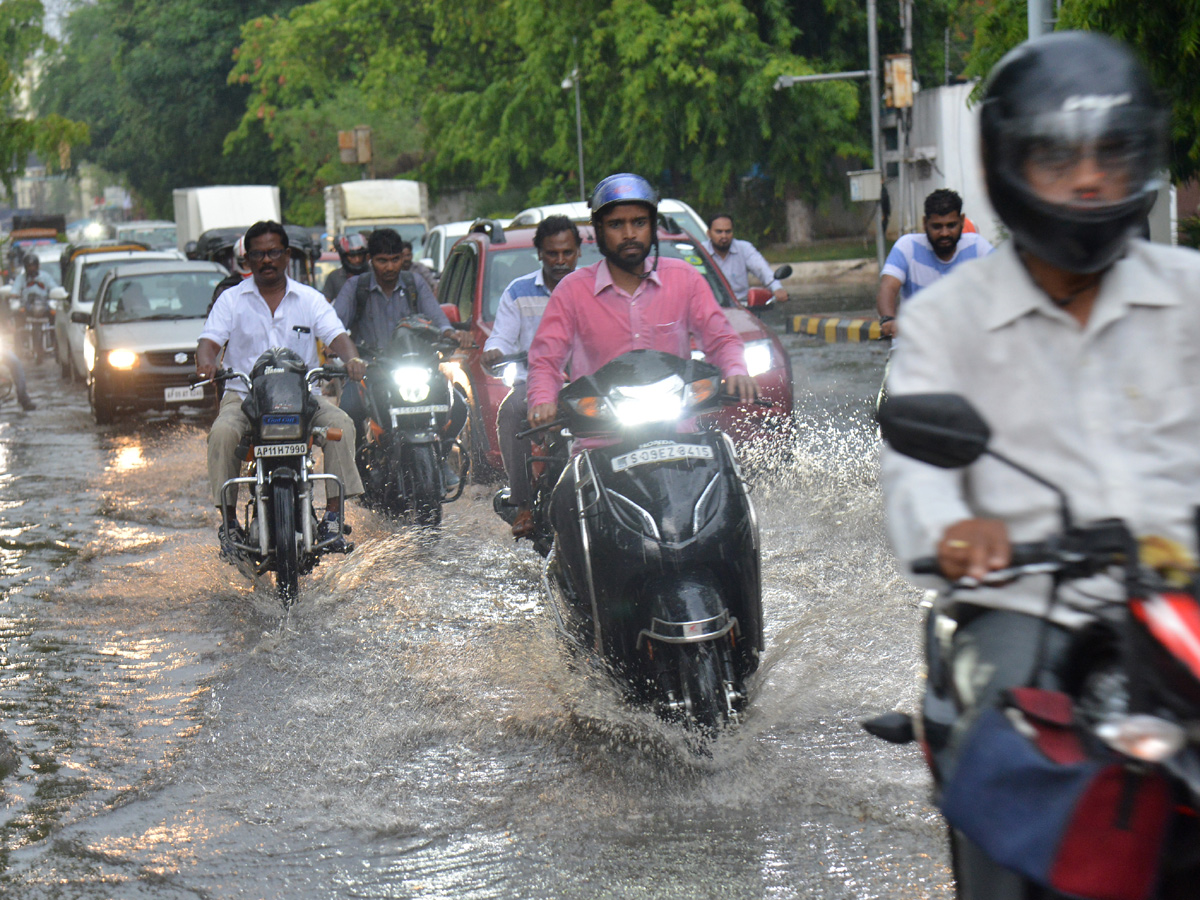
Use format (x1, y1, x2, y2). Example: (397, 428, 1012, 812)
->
(267, 466, 299, 486)
(394, 430, 439, 445)
(636, 573, 735, 648)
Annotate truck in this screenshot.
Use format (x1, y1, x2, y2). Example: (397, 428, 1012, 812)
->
(323, 180, 430, 245)
(172, 185, 282, 251)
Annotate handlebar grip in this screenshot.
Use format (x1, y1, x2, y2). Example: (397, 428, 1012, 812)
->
(911, 556, 941, 575)
(1008, 542, 1054, 567)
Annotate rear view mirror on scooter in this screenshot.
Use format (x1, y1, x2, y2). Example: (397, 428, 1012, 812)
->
(876, 393, 990, 469)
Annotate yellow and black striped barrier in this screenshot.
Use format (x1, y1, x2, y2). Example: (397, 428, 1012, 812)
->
(788, 315, 885, 343)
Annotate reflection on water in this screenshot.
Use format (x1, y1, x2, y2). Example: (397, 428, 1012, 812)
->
(0, 351, 952, 898)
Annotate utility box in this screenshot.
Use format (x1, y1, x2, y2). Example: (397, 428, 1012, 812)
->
(885, 54, 914, 108)
(848, 170, 883, 203)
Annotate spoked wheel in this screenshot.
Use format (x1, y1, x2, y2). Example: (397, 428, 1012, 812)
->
(404, 443, 442, 527)
(271, 480, 300, 606)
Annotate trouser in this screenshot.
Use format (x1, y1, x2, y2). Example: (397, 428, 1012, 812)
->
(207, 391, 363, 510)
(497, 382, 533, 505)
(3, 350, 34, 409)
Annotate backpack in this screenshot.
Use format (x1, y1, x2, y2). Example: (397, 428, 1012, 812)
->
(350, 271, 419, 346)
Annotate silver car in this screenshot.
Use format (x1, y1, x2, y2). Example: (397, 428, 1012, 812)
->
(78, 261, 227, 424)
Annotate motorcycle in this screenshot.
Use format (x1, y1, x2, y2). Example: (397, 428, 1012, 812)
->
(196, 350, 352, 607)
(16, 283, 57, 364)
(866, 393, 1200, 900)
(524, 349, 764, 734)
(354, 317, 465, 526)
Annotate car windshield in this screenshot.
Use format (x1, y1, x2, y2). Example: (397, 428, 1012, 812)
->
(98, 271, 224, 324)
(81, 259, 150, 307)
(116, 224, 177, 251)
(482, 238, 732, 322)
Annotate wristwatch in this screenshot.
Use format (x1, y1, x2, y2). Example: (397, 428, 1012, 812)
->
(878, 316, 895, 324)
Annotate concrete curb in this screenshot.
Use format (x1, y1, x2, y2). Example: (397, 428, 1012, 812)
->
(788, 315, 886, 343)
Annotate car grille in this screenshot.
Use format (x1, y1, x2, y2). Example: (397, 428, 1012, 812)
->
(143, 350, 195, 367)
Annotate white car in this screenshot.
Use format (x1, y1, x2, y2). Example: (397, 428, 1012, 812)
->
(507, 198, 709, 243)
(55, 247, 185, 382)
(417, 220, 473, 275)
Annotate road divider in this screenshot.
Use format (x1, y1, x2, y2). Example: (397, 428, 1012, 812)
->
(788, 315, 886, 343)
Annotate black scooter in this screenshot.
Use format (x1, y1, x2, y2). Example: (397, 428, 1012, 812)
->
(525, 350, 764, 733)
(354, 317, 464, 526)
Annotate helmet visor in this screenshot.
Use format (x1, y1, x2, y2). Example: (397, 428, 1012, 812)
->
(999, 106, 1165, 210)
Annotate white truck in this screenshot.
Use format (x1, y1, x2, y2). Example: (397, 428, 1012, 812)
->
(172, 185, 282, 251)
(323, 180, 430, 245)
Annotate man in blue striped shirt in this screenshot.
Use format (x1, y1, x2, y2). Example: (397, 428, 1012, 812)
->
(482, 216, 581, 536)
(876, 189, 993, 337)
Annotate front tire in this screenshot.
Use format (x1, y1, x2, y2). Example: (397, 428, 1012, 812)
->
(272, 480, 300, 606)
(404, 443, 442, 527)
(89, 381, 115, 425)
(677, 641, 726, 733)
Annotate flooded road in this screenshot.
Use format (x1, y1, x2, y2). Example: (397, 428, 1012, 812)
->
(0, 331, 952, 899)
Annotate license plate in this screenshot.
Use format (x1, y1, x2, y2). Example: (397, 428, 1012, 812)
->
(611, 443, 714, 472)
(389, 404, 450, 417)
(164, 385, 204, 403)
(254, 442, 308, 458)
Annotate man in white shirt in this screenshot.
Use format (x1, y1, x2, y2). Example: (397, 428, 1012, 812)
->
(882, 32, 1199, 896)
(480, 216, 580, 536)
(702, 214, 788, 304)
(197, 221, 366, 555)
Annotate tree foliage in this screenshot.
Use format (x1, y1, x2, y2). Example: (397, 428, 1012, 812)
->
(0, 0, 87, 193)
(37, 0, 305, 217)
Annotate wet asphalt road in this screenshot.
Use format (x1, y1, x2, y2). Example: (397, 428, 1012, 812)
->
(0, 324, 954, 899)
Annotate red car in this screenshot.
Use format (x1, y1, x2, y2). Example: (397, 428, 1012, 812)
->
(435, 222, 794, 477)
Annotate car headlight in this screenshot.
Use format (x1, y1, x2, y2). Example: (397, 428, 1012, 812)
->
(609, 375, 685, 425)
(107, 349, 139, 369)
(392, 365, 431, 403)
(743, 340, 775, 377)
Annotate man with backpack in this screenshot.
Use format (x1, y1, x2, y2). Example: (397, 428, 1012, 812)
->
(332, 227, 470, 489)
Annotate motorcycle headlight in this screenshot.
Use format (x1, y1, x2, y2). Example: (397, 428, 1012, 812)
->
(392, 365, 431, 403)
(261, 414, 303, 440)
(1095, 714, 1186, 763)
(609, 375, 685, 426)
(743, 340, 775, 377)
(107, 349, 139, 370)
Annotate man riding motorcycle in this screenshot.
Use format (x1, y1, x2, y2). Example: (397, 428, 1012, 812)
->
(881, 32, 1200, 898)
(322, 232, 369, 303)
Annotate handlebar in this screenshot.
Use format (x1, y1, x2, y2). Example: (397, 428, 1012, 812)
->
(719, 393, 773, 407)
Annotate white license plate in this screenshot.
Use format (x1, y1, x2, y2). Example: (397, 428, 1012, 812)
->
(164, 385, 204, 403)
(254, 442, 308, 458)
(389, 404, 450, 417)
(611, 443, 714, 472)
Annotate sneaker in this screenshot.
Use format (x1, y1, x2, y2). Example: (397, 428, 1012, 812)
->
(442, 456, 461, 494)
(511, 507, 535, 538)
(317, 515, 354, 553)
(217, 522, 247, 561)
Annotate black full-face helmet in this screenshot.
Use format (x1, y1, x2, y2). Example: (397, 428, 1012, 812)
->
(980, 31, 1167, 274)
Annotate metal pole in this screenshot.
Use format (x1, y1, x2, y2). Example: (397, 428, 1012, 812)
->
(900, 0, 913, 234)
(1028, 0, 1048, 38)
(867, 0, 885, 271)
(573, 71, 585, 202)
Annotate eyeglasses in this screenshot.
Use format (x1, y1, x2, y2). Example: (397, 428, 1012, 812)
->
(246, 248, 286, 262)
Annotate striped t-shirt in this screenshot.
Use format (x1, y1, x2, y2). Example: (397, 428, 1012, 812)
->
(882, 232, 994, 302)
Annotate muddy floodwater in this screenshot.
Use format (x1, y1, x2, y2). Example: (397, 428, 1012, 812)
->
(0, 328, 954, 898)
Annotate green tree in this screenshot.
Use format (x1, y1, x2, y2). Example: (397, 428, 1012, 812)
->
(37, 0, 303, 217)
(0, 0, 87, 193)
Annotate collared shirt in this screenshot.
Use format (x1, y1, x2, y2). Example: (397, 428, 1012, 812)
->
(13, 269, 59, 294)
(882, 239, 1200, 625)
(527, 257, 749, 409)
(701, 238, 780, 301)
(881, 232, 993, 302)
(332, 270, 449, 351)
(483, 268, 552, 383)
(199, 275, 347, 395)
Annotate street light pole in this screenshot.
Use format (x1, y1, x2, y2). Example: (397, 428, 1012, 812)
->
(867, 0, 885, 271)
(572, 69, 585, 201)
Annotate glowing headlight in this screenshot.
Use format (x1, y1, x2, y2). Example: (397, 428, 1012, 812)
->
(1095, 714, 1186, 763)
(610, 375, 685, 425)
(743, 340, 775, 377)
(392, 365, 431, 403)
(501, 362, 519, 387)
(107, 349, 139, 369)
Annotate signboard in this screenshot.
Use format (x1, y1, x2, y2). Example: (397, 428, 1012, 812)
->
(848, 170, 882, 203)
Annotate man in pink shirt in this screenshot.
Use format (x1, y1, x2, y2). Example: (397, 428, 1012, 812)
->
(527, 172, 758, 427)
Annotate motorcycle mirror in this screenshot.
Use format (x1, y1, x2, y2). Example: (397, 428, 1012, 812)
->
(773, 264, 793, 281)
(50, 287, 68, 302)
(877, 393, 990, 469)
